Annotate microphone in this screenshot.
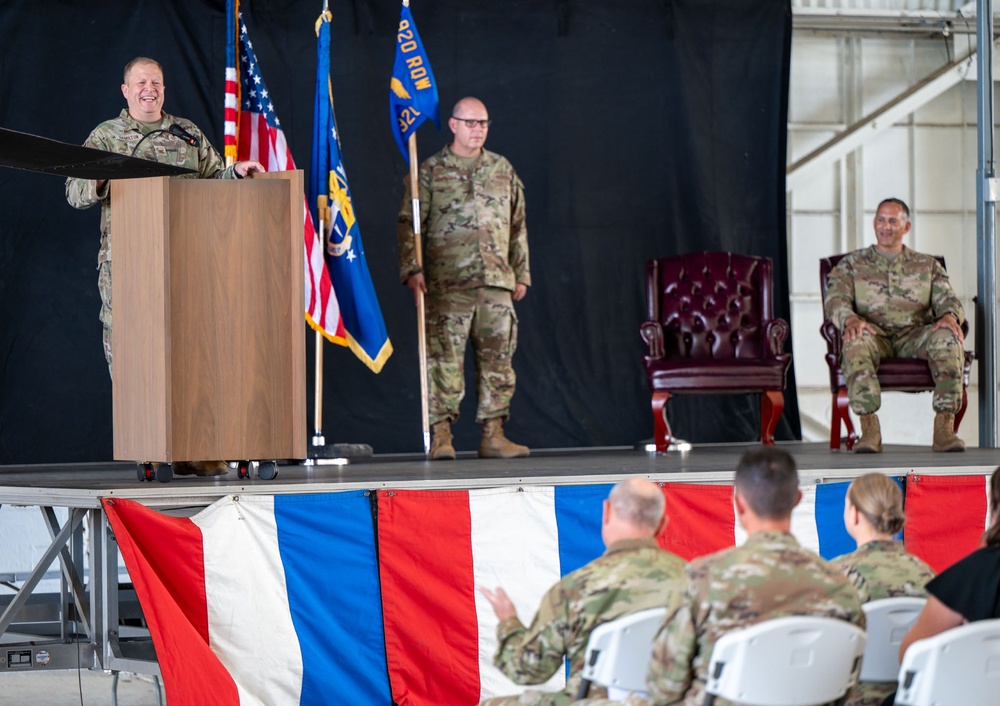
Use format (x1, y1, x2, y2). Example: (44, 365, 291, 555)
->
(168, 123, 201, 148)
(129, 125, 201, 158)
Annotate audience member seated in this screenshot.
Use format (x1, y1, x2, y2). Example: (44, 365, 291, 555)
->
(824, 197, 967, 454)
(576, 447, 865, 706)
(832, 473, 935, 603)
(830, 473, 935, 705)
(867, 467, 1000, 706)
(899, 466, 1000, 655)
(478, 478, 686, 706)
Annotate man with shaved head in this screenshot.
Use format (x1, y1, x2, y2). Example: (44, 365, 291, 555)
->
(478, 478, 685, 705)
(398, 96, 531, 460)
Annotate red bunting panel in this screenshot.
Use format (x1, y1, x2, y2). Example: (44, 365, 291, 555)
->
(904, 474, 988, 574)
(658, 483, 736, 561)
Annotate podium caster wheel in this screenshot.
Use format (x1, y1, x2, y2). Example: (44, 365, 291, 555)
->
(155, 465, 173, 483)
(237, 461, 251, 480)
(137, 463, 153, 482)
(258, 461, 278, 481)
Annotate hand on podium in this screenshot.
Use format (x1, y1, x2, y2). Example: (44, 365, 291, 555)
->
(234, 161, 264, 178)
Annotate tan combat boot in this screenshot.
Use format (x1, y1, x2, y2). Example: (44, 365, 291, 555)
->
(430, 421, 457, 460)
(854, 413, 882, 454)
(932, 412, 966, 452)
(479, 418, 530, 459)
(193, 460, 230, 476)
(174, 460, 229, 476)
(172, 461, 197, 476)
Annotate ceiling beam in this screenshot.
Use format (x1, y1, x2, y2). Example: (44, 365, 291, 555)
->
(791, 3, 992, 35)
(785, 41, 998, 191)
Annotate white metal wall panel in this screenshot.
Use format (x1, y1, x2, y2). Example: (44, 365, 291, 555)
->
(915, 126, 966, 208)
(789, 131, 842, 208)
(792, 1, 963, 11)
(860, 40, 921, 113)
(789, 38, 843, 123)
(861, 127, 912, 206)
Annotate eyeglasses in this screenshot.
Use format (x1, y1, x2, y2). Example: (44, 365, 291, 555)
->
(452, 117, 492, 128)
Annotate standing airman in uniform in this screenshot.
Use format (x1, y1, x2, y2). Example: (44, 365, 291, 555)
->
(398, 97, 530, 460)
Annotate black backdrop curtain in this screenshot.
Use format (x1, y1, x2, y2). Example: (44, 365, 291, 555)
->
(0, 0, 799, 463)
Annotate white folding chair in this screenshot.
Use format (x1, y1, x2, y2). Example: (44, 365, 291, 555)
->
(703, 615, 866, 706)
(860, 597, 926, 682)
(895, 618, 1000, 706)
(576, 607, 666, 700)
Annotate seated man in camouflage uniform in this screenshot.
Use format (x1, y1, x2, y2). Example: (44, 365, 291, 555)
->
(478, 477, 685, 706)
(578, 447, 865, 706)
(66, 56, 262, 476)
(824, 197, 967, 453)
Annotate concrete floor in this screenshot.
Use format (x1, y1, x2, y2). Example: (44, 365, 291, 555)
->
(0, 670, 164, 706)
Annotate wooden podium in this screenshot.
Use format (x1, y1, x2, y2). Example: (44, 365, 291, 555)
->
(110, 172, 306, 463)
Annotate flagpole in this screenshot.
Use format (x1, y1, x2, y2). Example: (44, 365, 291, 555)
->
(391, 0, 437, 455)
(312, 196, 330, 449)
(313, 328, 325, 448)
(408, 133, 431, 456)
(312, 0, 329, 453)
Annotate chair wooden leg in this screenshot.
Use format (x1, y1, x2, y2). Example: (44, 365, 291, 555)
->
(760, 390, 783, 446)
(652, 391, 672, 452)
(832, 388, 856, 451)
(955, 388, 969, 432)
(830, 391, 843, 449)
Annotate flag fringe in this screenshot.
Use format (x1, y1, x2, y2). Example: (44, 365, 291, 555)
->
(306, 313, 392, 374)
(346, 336, 394, 374)
(305, 313, 348, 346)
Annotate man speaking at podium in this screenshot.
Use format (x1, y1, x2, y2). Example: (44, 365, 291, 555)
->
(66, 56, 262, 476)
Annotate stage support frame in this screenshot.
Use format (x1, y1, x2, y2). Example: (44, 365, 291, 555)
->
(0, 503, 157, 676)
(976, 0, 998, 448)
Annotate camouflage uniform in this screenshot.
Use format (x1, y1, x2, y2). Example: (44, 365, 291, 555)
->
(479, 537, 685, 706)
(575, 531, 865, 706)
(830, 540, 935, 706)
(397, 144, 530, 424)
(65, 109, 238, 375)
(830, 539, 934, 604)
(824, 245, 966, 415)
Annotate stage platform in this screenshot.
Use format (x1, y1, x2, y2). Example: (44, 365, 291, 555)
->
(0, 441, 997, 509)
(1, 441, 996, 680)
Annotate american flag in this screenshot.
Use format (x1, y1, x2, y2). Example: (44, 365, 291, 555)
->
(224, 1, 345, 344)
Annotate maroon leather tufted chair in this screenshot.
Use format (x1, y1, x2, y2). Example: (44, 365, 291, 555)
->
(820, 254, 973, 450)
(640, 252, 792, 452)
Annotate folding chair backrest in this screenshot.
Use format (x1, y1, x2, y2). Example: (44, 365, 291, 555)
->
(579, 607, 666, 699)
(860, 597, 926, 682)
(704, 615, 866, 706)
(895, 618, 1000, 706)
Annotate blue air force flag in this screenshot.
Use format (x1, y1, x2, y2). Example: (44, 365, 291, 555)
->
(312, 9, 392, 373)
(389, 0, 440, 162)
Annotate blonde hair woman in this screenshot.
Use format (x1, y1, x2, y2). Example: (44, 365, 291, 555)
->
(831, 473, 935, 603)
(830, 473, 935, 706)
